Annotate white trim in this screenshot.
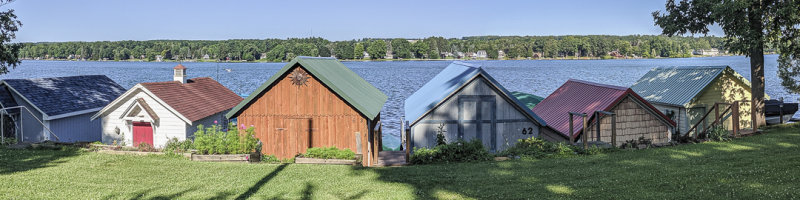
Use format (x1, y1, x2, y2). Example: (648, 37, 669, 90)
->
(45, 107, 102, 120)
(91, 85, 193, 125)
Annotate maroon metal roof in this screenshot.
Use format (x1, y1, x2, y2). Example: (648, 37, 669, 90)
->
(532, 79, 675, 140)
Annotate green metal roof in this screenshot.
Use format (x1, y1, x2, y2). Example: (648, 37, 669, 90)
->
(226, 56, 388, 119)
(510, 91, 544, 110)
(630, 66, 752, 107)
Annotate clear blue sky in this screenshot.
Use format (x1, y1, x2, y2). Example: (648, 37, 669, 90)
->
(7, 0, 724, 42)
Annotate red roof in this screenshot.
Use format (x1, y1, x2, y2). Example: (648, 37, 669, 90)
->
(173, 64, 187, 70)
(531, 79, 675, 140)
(141, 77, 242, 122)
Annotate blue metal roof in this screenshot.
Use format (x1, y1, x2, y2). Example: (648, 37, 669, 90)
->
(630, 66, 727, 107)
(2, 75, 125, 117)
(404, 61, 547, 126)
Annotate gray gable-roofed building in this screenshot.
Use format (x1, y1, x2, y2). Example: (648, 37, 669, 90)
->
(404, 62, 563, 154)
(0, 75, 125, 143)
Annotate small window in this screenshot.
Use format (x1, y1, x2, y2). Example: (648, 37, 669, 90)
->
(174, 69, 183, 76)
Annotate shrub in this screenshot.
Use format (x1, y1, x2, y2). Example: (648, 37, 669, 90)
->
(137, 143, 157, 152)
(1, 137, 16, 145)
(261, 154, 281, 163)
(410, 139, 492, 164)
(708, 125, 731, 141)
(194, 123, 260, 154)
(435, 123, 447, 146)
(164, 137, 194, 155)
(301, 146, 356, 160)
(499, 137, 575, 159)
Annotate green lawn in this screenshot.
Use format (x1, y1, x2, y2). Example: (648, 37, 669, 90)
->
(1, 124, 799, 199)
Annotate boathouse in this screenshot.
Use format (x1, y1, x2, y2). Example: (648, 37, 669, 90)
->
(631, 66, 762, 136)
(91, 64, 242, 147)
(404, 62, 563, 153)
(0, 75, 125, 143)
(532, 79, 676, 146)
(225, 57, 388, 166)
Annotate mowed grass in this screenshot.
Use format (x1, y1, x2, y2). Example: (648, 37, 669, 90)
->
(1, 124, 800, 199)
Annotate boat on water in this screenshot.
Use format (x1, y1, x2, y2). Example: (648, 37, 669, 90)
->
(765, 99, 799, 125)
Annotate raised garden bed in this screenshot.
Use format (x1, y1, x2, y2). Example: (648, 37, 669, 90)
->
(294, 157, 358, 165)
(190, 153, 260, 163)
(91, 144, 191, 158)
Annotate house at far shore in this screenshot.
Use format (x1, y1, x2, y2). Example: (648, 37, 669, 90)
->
(532, 79, 676, 146)
(91, 64, 242, 147)
(0, 75, 125, 143)
(510, 91, 545, 110)
(630, 66, 764, 135)
(476, 50, 488, 59)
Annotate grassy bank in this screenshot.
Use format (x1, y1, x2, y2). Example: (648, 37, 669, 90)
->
(1, 124, 798, 199)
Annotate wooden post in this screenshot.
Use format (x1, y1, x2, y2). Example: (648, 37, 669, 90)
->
(779, 98, 784, 124)
(1, 113, 4, 144)
(732, 103, 739, 137)
(582, 114, 588, 150)
(404, 121, 410, 162)
(568, 113, 574, 145)
(715, 103, 720, 124)
(611, 114, 617, 148)
(595, 113, 601, 142)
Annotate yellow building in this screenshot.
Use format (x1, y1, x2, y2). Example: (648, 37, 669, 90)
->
(631, 66, 766, 136)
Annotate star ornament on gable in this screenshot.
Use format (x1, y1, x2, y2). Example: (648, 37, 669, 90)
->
(289, 69, 309, 86)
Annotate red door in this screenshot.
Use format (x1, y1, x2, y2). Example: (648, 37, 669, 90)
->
(132, 122, 153, 147)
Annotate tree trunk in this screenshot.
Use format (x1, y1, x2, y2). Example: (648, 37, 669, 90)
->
(748, 3, 767, 130)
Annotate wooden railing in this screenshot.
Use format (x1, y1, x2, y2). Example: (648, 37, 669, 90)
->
(685, 102, 740, 139)
(568, 112, 588, 149)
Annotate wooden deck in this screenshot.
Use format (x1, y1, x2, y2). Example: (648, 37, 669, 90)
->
(376, 151, 407, 167)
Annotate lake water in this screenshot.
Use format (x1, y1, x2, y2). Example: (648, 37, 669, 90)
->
(3, 55, 798, 149)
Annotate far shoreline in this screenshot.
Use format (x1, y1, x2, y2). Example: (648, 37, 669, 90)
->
(21, 54, 774, 64)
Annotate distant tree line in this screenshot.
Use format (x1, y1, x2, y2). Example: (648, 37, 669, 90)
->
(18, 35, 731, 62)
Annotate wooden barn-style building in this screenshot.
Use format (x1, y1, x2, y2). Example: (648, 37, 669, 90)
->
(226, 57, 388, 166)
(532, 79, 676, 146)
(404, 62, 563, 153)
(92, 64, 242, 147)
(631, 66, 762, 135)
(0, 75, 125, 143)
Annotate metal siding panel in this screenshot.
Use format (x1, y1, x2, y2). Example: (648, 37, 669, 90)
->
(49, 112, 101, 142)
(631, 66, 728, 106)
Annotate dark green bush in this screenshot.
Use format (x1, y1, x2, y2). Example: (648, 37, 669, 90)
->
(499, 137, 575, 159)
(301, 146, 356, 160)
(164, 137, 194, 155)
(194, 123, 260, 154)
(708, 125, 731, 141)
(410, 139, 492, 164)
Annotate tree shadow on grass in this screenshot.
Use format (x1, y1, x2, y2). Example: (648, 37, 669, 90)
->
(233, 164, 288, 200)
(362, 128, 800, 199)
(0, 147, 80, 174)
(101, 187, 198, 200)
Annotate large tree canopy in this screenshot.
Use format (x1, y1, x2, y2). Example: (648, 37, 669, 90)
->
(0, 0, 21, 74)
(653, 0, 800, 129)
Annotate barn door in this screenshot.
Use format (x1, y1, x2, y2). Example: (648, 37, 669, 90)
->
(458, 95, 497, 151)
(284, 118, 312, 158)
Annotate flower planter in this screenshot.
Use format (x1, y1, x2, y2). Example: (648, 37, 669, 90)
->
(191, 153, 260, 163)
(294, 157, 358, 165)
